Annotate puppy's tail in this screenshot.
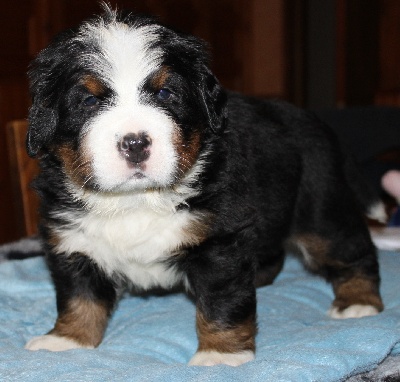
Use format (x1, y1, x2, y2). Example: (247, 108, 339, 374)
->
(343, 152, 387, 224)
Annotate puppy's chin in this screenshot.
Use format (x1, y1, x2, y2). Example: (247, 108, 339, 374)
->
(107, 176, 172, 193)
(79, 173, 173, 194)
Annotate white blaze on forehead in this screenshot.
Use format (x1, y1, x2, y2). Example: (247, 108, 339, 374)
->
(75, 18, 181, 191)
(79, 19, 163, 99)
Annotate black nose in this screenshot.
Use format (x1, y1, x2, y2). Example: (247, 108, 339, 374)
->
(118, 132, 151, 164)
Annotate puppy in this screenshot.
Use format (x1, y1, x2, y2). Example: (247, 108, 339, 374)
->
(24, 6, 384, 366)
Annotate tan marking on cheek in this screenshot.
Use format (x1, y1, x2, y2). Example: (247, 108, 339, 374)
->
(50, 298, 109, 347)
(196, 310, 256, 354)
(173, 128, 202, 178)
(82, 75, 106, 96)
(332, 275, 384, 312)
(54, 143, 93, 187)
(151, 66, 170, 89)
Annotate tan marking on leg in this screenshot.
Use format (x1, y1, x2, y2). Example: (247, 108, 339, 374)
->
(294, 233, 332, 269)
(50, 297, 109, 347)
(196, 310, 256, 354)
(296, 234, 331, 257)
(332, 275, 384, 312)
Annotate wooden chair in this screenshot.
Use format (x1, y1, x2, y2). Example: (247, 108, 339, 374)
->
(6, 120, 39, 237)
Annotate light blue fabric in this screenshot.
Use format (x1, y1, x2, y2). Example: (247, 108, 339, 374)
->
(0, 251, 399, 382)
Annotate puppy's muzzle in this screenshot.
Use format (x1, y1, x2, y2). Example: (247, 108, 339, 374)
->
(118, 132, 152, 164)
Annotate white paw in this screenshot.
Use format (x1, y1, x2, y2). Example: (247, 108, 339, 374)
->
(189, 350, 254, 367)
(25, 334, 93, 351)
(328, 304, 379, 319)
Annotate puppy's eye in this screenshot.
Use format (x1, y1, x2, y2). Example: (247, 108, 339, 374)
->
(83, 95, 100, 107)
(157, 88, 172, 101)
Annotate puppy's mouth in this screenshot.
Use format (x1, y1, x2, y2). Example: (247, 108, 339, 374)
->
(131, 171, 146, 180)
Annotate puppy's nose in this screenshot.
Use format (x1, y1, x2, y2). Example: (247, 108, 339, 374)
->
(118, 132, 151, 164)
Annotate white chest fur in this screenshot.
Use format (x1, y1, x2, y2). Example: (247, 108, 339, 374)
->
(52, 192, 203, 290)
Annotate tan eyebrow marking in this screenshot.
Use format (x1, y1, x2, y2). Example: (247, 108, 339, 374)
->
(82, 75, 106, 96)
(151, 66, 170, 89)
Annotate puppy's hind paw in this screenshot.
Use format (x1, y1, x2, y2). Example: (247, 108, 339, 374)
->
(328, 304, 379, 319)
(25, 334, 93, 352)
(189, 350, 254, 367)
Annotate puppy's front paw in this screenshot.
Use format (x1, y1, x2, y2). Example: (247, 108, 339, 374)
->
(189, 350, 254, 367)
(25, 334, 94, 351)
(328, 304, 379, 319)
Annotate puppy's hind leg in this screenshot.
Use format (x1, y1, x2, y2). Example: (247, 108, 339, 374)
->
(294, 229, 383, 319)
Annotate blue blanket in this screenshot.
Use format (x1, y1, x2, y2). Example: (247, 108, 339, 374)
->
(1, 249, 399, 381)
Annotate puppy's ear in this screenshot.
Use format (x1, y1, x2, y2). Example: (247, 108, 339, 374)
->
(25, 29, 74, 157)
(26, 103, 58, 157)
(201, 68, 227, 134)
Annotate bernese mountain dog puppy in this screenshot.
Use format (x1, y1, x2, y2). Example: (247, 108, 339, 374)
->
(24, 5, 384, 366)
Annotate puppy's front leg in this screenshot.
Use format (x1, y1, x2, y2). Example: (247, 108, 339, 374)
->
(25, 252, 117, 351)
(187, 252, 257, 367)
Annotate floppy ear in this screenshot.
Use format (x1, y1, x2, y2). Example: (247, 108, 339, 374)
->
(201, 68, 227, 134)
(26, 103, 58, 157)
(25, 29, 73, 158)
